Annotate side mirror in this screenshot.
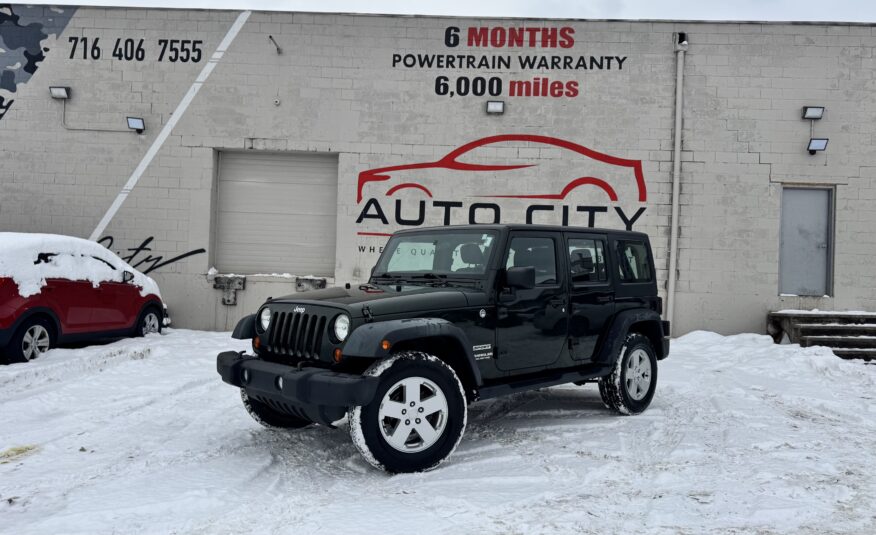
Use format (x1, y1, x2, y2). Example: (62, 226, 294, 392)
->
(122, 270, 135, 283)
(506, 266, 535, 290)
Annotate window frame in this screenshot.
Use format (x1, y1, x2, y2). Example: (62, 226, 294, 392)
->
(565, 233, 612, 289)
(502, 231, 564, 288)
(615, 239, 654, 285)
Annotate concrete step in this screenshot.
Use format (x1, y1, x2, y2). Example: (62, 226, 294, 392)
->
(830, 348, 876, 360)
(768, 311, 876, 361)
(801, 335, 876, 349)
(798, 324, 876, 337)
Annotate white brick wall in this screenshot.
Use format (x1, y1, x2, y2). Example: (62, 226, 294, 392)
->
(1, 7, 875, 333)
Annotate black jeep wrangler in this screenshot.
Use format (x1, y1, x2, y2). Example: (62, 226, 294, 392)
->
(217, 224, 669, 473)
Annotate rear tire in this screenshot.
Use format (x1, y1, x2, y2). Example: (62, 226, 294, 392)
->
(240, 390, 313, 429)
(599, 333, 657, 415)
(6, 317, 56, 363)
(135, 306, 162, 337)
(349, 351, 467, 473)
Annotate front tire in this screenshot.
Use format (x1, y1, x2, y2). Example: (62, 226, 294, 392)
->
(349, 351, 467, 473)
(136, 306, 162, 337)
(241, 390, 313, 429)
(599, 333, 658, 415)
(6, 317, 55, 363)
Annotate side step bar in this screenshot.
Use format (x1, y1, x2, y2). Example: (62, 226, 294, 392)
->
(477, 365, 611, 401)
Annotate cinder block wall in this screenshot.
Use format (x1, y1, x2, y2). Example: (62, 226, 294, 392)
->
(1, 6, 874, 333)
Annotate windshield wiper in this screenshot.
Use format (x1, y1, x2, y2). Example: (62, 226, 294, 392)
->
(408, 273, 447, 280)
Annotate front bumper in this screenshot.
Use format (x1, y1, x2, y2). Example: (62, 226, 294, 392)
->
(217, 351, 379, 426)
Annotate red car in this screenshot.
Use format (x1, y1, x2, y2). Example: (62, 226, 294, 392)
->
(0, 233, 166, 363)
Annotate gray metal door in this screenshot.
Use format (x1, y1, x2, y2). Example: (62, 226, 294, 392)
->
(215, 152, 339, 276)
(779, 188, 832, 296)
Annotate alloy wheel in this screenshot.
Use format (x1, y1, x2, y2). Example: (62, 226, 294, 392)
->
(22, 324, 50, 361)
(377, 376, 449, 453)
(625, 348, 652, 401)
(142, 312, 160, 335)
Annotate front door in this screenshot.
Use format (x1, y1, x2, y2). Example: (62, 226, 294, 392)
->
(780, 187, 833, 296)
(565, 233, 615, 361)
(495, 232, 568, 371)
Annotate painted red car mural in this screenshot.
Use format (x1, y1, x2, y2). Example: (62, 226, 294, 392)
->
(357, 134, 647, 205)
(0, 233, 167, 363)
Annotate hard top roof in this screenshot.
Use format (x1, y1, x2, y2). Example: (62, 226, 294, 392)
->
(391, 224, 650, 239)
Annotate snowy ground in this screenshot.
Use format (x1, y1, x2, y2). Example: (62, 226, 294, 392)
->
(1, 330, 875, 535)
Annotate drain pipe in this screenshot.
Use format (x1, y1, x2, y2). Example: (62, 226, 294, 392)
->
(666, 33, 688, 329)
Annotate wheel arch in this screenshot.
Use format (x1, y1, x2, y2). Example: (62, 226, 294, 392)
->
(594, 309, 668, 365)
(627, 320, 666, 360)
(344, 318, 482, 399)
(391, 336, 479, 400)
(138, 299, 164, 317)
(13, 307, 62, 340)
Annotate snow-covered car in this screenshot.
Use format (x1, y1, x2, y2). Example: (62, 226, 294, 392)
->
(0, 233, 166, 363)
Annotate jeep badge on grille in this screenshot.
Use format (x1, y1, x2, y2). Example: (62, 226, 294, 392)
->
(293, 306, 305, 313)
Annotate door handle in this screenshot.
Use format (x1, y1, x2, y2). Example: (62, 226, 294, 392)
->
(596, 295, 614, 303)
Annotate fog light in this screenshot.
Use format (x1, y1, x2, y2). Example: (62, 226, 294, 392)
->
(276, 376, 284, 390)
(242, 369, 250, 383)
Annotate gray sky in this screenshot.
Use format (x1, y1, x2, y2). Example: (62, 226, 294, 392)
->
(22, 0, 876, 22)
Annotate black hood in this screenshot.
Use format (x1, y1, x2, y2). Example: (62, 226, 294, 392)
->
(269, 284, 487, 318)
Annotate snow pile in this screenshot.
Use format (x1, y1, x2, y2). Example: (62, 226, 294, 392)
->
(0, 233, 161, 298)
(1, 330, 876, 534)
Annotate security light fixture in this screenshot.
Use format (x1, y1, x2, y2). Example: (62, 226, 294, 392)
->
(486, 100, 505, 115)
(802, 106, 825, 120)
(126, 116, 145, 134)
(49, 86, 70, 100)
(808, 138, 829, 155)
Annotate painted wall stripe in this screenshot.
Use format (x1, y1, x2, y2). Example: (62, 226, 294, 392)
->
(89, 10, 251, 241)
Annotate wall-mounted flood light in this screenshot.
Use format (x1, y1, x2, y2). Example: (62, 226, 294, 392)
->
(802, 106, 827, 155)
(802, 106, 824, 120)
(126, 116, 145, 134)
(49, 86, 71, 100)
(486, 100, 505, 115)
(808, 138, 829, 155)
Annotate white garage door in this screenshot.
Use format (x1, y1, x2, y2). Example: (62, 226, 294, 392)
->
(215, 152, 338, 276)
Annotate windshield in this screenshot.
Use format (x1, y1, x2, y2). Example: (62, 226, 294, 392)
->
(372, 230, 498, 278)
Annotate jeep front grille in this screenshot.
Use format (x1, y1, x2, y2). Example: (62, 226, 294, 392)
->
(267, 311, 327, 359)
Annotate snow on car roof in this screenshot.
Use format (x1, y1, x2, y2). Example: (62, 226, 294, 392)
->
(0, 232, 161, 299)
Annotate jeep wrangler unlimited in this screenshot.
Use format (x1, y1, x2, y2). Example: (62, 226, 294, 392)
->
(217, 224, 669, 473)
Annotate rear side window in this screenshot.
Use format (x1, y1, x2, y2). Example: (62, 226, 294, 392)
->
(506, 237, 557, 285)
(616, 241, 652, 283)
(568, 238, 607, 284)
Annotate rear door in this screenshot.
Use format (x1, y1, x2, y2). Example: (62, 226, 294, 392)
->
(565, 233, 615, 362)
(495, 231, 568, 371)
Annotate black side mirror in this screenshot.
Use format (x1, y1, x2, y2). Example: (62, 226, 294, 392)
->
(506, 266, 535, 289)
(122, 270, 135, 283)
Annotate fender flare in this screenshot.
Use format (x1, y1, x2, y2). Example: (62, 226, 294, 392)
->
(137, 299, 164, 319)
(3, 307, 62, 345)
(594, 309, 668, 364)
(343, 318, 483, 386)
(232, 314, 256, 340)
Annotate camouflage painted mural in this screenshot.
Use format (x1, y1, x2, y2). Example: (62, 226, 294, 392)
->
(0, 4, 75, 121)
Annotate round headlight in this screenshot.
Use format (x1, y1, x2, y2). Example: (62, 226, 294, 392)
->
(259, 307, 272, 331)
(333, 314, 351, 342)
